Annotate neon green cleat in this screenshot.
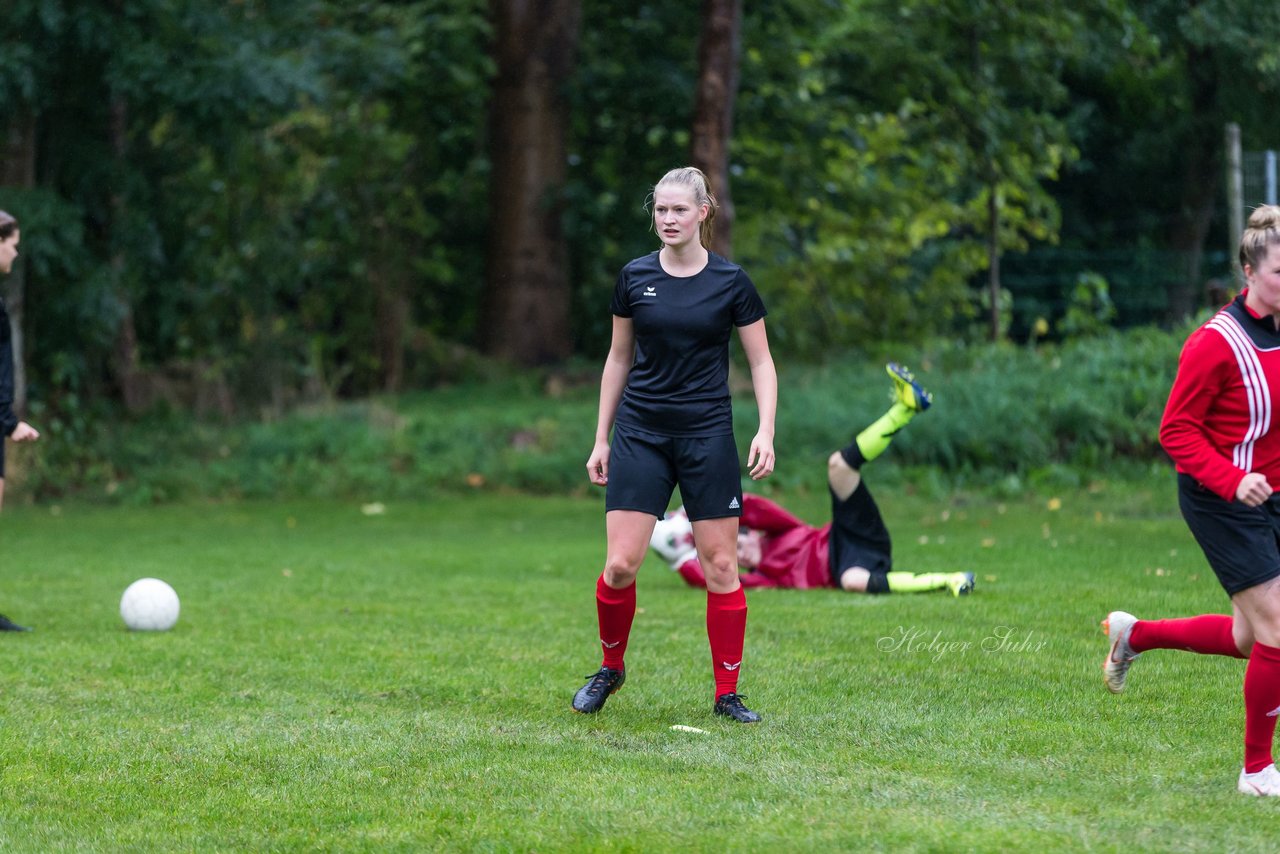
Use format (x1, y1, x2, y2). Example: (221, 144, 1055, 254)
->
(887, 363, 933, 412)
(947, 572, 975, 597)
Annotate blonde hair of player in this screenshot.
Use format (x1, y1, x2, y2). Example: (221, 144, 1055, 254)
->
(1240, 205, 1280, 272)
(648, 166, 718, 250)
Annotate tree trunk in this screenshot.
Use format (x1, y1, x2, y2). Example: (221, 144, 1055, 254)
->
(481, 0, 581, 366)
(2, 110, 36, 414)
(108, 84, 146, 412)
(371, 238, 408, 393)
(690, 0, 741, 259)
(987, 182, 1001, 342)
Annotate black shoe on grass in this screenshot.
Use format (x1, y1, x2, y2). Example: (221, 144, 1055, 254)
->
(572, 667, 625, 714)
(0, 614, 32, 632)
(714, 692, 761, 723)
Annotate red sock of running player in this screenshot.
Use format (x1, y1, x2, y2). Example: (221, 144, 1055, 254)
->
(596, 575, 635, 671)
(1128, 614, 1245, 658)
(706, 586, 747, 699)
(1243, 642, 1280, 773)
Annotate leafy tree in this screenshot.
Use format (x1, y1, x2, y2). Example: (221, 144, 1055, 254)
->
(728, 2, 972, 353)
(1056, 0, 1280, 322)
(7, 0, 1279, 424)
(4, 0, 492, 414)
(563, 2, 698, 356)
(786, 0, 1102, 343)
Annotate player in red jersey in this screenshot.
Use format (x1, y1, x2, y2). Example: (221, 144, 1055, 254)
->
(1102, 205, 1280, 796)
(651, 364, 973, 597)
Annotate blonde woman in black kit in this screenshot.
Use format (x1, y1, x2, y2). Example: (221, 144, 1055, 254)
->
(572, 167, 777, 723)
(0, 210, 38, 631)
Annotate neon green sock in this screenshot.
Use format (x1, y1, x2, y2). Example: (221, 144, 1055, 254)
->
(885, 571, 951, 593)
(854, 402, 915, 464)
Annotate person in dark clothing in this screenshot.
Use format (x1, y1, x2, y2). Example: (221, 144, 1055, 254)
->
(572, 166, 777, 723)
(0, 209, 38, 632)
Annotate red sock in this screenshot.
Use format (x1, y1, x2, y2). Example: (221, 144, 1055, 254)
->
(706, 586, 747, 699)
(1128, 614, 1244, 658)
(596, 575, 635, 670)
(676, 557, 707, 588)
(1244, 642, 1280, 773)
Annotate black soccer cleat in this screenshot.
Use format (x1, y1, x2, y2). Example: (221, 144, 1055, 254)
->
(714, 692, 761, 723)
(572, 666, 626, 714)
(0, 613, 32, 632)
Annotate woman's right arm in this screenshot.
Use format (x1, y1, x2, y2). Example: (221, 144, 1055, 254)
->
(586, 316, 635, 486)
(1159, 331, 1251, 501)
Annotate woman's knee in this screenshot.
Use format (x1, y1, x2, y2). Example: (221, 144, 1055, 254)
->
(1234, 580, 1280, 647)
(840, 567, 870, 592)
(702, 560, 740, 592)
(602, 553, 643, 587)
(828, 452, 860, 501)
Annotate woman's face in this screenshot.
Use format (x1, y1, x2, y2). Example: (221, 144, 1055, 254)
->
(653, 186, 706, 251)
(0, 230, 19, 276)
(1245, 246, 1280, 317)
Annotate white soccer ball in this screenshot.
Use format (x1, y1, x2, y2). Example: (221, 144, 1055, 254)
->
(120, 578, 181, 631)
(650, 508, 695, 565)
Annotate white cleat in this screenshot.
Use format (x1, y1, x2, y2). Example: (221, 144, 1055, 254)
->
(1101, 610, 1140, 694)
(1238, 764, 1280, 796)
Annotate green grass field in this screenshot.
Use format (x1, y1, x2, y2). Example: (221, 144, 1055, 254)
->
(2, 478, 1276, 851)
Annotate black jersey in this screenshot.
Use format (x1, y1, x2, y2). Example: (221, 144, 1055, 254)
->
(610, 251, 766, 437)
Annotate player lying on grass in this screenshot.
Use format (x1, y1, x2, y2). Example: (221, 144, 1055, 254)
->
(651, 364, 974, 597)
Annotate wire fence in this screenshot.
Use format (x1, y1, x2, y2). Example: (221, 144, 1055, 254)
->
(1243, 150, 1279, 209)
(1000, 247, 1233, 338)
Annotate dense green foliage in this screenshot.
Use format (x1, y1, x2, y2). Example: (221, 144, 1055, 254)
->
(3, 1, 1278, 420)
(3, 487, 1275, 849)
(4, 0, 492, 408)
(5, 329, 1187, 506)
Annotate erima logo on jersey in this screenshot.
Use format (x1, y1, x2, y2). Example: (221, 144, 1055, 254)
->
(640, 286, 657, 298)
(722, 661, 741, 671)
(728, 497, 740, 510)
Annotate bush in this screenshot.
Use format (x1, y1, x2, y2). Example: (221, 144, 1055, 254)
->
(8, 328, 1190, 505)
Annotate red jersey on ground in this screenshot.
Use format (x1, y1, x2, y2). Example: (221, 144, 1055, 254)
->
(674, 494, 833, 589)
(1160, 293, 1280, 501)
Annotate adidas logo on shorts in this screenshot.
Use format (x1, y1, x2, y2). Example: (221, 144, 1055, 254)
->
(729, 497, 740, 510)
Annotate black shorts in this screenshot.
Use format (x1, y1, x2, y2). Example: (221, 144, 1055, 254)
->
(605, 425, 743, 521)
(827, 480, 893, 586)
(0, 441, 5, 478)
(1178, 473, 1280, 596)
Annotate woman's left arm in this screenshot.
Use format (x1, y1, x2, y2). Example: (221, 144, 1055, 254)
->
(737, 318, 776, 480)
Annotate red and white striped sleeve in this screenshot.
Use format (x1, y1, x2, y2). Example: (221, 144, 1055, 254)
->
(1159, 325, 1248, 501)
